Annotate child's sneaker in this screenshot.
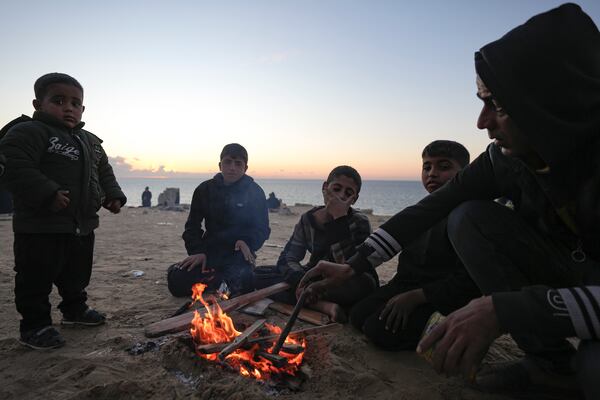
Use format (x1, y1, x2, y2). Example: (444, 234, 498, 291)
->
(61, 308, 106, 326)
(19, 326, 65, 350)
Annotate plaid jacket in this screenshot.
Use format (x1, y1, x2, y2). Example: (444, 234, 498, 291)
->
(277, 206, 373, 286)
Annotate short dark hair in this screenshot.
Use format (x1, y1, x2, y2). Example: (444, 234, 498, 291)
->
(422, 140, 470, 167)
(34, 73, 84, 100)
(220, 143, 248, 163)
(326, 165, 362, 193)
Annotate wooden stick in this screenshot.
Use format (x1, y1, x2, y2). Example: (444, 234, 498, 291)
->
(144, 282, 290, 337)
(195, 323, 341, 354)
(268, 302, 330, 326)
(218, 319, 266, 361)
(272, 290, 308, 355)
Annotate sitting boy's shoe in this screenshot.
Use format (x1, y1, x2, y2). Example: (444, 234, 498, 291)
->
(19, 326, 66, 350)
(61, 308, 106, 326)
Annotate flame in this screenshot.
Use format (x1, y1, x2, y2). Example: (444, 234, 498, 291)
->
(189, 283, 305, 380)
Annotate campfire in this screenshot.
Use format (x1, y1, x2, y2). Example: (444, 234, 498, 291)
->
(189, 283, 306, 380)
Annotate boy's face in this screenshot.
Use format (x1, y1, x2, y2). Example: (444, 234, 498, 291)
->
(322, 174, 359, 204)
(421, 155, 462, 193)
(219, 155, 247, 184)
(33, 83, 84, 129)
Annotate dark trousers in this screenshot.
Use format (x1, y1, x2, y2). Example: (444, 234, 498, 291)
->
(350, 279, 435, 350)
(253, 265, 378, 306)
(447, 200, 600, 394)
(167, 251, 254, 298)
(14, 232, 94, 333)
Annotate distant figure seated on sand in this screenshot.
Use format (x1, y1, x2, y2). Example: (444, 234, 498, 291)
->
(254, 165, 378, 322)
(266, 192, 281, 210)
(350, 140, 480, 350)
(141, 186, 152, 207)
(167, 143, 270, 297)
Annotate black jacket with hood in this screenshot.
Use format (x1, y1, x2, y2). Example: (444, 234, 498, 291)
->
(0, 111, 126, 235)
(348, 4, 600, 341)
(183, 173, 270, 258)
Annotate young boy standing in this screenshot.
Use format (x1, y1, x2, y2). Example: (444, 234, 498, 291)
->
(167, 143, 270, 297)
(350, 141, 480, 349)
(255, 165, 378, 322)
(0, 73, 126, 349)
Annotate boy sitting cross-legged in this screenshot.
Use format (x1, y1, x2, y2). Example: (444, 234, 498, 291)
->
(350, 140, 481, 350)
(167, 143, 270, 298)
(254, 165, 378, 322)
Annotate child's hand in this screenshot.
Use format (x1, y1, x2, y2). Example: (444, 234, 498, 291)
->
(324, 190, 354, 219)
(178, 253, 211, 272)
(234, 240, 255, 267)
(50, 190, 70, 212)
(104, 199, 122, 214)
(379, 288, 426, 333)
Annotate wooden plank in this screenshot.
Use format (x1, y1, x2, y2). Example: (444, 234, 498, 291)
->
(144, 282, 290, 337)
(195, 323, 341, 354)
(241, 298, 274, 316)
(218, 319, 266, 361)
(269, 302, 330, 326)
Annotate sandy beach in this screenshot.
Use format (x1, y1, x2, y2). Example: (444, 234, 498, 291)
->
(0, 206, 515, 400)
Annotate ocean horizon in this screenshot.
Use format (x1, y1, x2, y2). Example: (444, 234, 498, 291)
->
(118, 177, 428, 216)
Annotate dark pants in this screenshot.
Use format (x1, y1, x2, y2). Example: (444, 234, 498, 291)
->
(447, 201, 600, 395)
(350, 279, 436, 350)
(14, 232, 94, 333)
(167, 251, 254, 297)
(253, 265, 378, 306)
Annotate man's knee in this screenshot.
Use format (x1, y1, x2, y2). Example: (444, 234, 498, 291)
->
(167, 263, 194, 297)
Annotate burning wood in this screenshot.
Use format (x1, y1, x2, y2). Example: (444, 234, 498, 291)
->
(189, 283, 306, 381)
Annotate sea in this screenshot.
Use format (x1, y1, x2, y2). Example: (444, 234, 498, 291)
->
(119, 177, 428, 216)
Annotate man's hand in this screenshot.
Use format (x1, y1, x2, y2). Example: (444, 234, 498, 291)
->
(50, 190, 70, 212)
(296, 260, 355, 303)
(178, 253, 211, 272)
(235, 240, 255, 267)
(379, 288, 426, 333)
(417, 296, 501, 379)
(324, 189, 355, 219)
(103, 199, 122, 214)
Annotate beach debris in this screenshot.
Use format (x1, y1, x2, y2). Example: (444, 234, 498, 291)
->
(126, 337, 168, 355)
(121, 269, 145, 277)
(156, 222, 173, 226)
(144, 282, 290, 337)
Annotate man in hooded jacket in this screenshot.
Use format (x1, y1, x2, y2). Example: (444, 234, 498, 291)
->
(297, 4, 600, 398)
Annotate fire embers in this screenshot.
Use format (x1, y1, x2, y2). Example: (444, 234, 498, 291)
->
(189, 283, 305, 380)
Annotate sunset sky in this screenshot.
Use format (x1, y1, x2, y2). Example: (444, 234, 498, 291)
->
(1, 1, 598, 180)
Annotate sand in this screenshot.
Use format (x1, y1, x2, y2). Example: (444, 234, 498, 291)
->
(0, 206, 516, 400)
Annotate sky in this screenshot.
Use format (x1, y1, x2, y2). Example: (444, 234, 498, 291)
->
(1, 0, 599, 180)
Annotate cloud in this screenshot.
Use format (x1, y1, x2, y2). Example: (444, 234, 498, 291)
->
(257, 50, 300, 65)
(108, 156, 211, 179)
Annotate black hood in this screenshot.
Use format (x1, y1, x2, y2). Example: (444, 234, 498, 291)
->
(475, 3, 600, 169)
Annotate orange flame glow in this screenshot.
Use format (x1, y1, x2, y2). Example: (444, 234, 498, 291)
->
(189, 283, 305, 380)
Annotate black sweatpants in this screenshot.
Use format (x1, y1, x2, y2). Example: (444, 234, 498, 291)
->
(167, 250, 254, 298)
(350, 279, 435, 350)
(447, 200, 600, 396)
(14, 232, 94, 333)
